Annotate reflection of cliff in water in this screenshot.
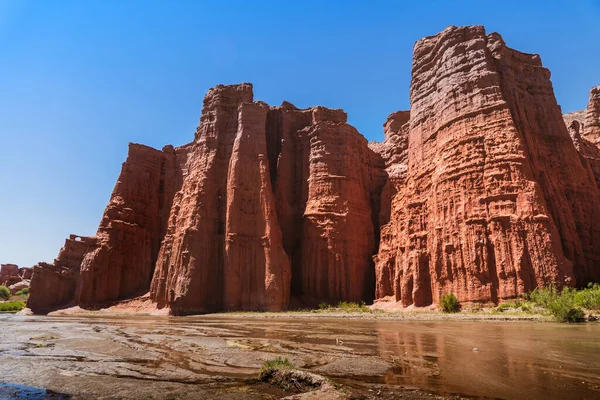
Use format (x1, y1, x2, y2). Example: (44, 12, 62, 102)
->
(376, 322, 600, 399)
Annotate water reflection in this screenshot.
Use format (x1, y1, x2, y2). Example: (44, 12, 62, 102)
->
(0, 383, 71, 400)
(375, 322, 600, 399)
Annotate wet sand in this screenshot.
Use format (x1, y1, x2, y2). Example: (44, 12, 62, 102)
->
(1, 314, 599, 399)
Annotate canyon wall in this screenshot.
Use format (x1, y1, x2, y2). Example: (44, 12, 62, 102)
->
(27, 25, 600, 314)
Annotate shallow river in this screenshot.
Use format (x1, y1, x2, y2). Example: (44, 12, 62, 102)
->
(1, 314, 599, 399)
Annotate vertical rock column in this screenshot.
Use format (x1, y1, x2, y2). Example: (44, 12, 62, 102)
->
(585, 86, 600, 144)
(223, 102, 291, 310)
(290, 108, 385, 304)
(150, 84, 254, 314)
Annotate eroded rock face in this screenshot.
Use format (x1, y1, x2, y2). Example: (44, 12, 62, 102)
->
(223, 102, 291, 311)
(374, 25, 600, 306)
(28, 262, 78, 313)
(567, 119, 600, 189)
(75, 144, 186, 306)
(150, 85, 385, 312)
(27, 235, 97, 312)
(563, 86, 600, 190)
(585, 86, 600, 144)
(150, 84, 255, 314)
(369, 112, 410, 300)
(274, 107, 386, 305)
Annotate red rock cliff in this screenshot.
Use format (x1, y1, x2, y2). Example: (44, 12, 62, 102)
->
(272, 105, 386, 305)
(75, 143, 186, 306)
(149, 85, 385, 313)
(374, 26, 600, 307)
(27, 26, 600, 314)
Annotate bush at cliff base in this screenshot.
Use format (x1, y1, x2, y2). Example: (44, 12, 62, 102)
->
(0, 301, 26, 312)
(527, 285, 591, 323)
(440, 293, 461, 313)
(0, 286, 10, 301)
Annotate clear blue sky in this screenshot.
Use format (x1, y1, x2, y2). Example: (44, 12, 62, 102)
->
(1, 0, 599, 267)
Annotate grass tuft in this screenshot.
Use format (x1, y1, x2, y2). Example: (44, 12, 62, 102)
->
(259, 356, 295, 380)
(0, 300, 26, 312)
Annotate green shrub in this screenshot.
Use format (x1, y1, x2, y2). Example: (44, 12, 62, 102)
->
(439, 293, 461, 313)
(0, 286, 10, 301)
(318, 303, 331, 310)
(527, 286, 585, 322)
(564, 307, 585, 323)
(259, 356, 295, 380)
(336, 301, 370, 312)
(574, 283, 600, 310)
(15, 287, 29, 296)
(0, 301, 26, 312)
(527, 285, 559, 308)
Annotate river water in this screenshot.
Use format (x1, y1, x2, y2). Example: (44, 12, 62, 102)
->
(0, 314, 598, 399)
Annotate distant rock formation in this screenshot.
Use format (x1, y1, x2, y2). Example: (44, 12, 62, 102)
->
(27, 25, 600, 314)
(1, 264, 21, 287)
(1, 264, 32, 296)
(585, 86, 600, 144)
(565, 86, 600, 189)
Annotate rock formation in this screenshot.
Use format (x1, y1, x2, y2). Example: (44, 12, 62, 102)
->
(26, 26, 600, 314)
(28, 235, 97, 313)
(0, 264, 20, 286)
(374, 25, 600, 306)
(19, 267, 33, 280)
(566, 118, 600, 189)
(29, 84, 385, 314)
(563, 86, 600, 189)
(1, 264, 32, 295)
(75, 144, 186, 306)
(585, 86, 600, 144)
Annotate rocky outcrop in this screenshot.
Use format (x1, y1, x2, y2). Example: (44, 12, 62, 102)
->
(28, 262, 78, 313)
(1, 264, 32, 295)
(75, 144, 187, 306)
(8, 280, 29, 295)
(369, 112, 410, 300)
(27, 235, 97, 312)
(19, 267, 33, 280)
(0, 264, 20, 286)
(585, 86, 600, 144)
(567, 118, 600, 189)
(374, 25, 600, 307)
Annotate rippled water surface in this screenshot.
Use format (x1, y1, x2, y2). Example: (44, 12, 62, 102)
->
(1, 314, 599, 399)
